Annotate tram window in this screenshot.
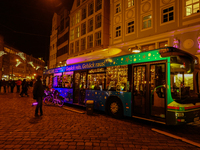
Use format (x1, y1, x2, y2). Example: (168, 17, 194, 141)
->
(106, 65, 128, 91)
(87, 73, 105, 90)
(63, 71, 74, 88)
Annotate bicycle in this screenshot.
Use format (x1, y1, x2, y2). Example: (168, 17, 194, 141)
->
(43, 89, 64, 107)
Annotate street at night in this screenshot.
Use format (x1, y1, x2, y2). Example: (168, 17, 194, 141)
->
(0, 89, 200, 150)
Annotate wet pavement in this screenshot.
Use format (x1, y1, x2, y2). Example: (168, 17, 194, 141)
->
(0, 88, 200, 150)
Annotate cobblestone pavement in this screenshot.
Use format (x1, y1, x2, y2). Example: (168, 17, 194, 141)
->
(0, 89, 200, 150)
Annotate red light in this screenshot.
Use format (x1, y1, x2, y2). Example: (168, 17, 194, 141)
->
(177, 119, 181, 122)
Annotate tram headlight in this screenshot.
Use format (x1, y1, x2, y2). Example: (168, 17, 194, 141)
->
(175, 112, 184, 117)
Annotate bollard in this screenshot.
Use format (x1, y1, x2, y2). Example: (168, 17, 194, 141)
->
(86, 100, 94, 115)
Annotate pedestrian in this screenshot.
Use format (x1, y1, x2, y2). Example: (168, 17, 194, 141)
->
(33, 75, 44, 117)
(19, 79, 29, 97)
(2, 79, 6, 93)
(10, 80, 16, 93)
(16, 79, 22, 93)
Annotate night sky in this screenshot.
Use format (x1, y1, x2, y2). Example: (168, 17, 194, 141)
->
(0, 0, 55, 63)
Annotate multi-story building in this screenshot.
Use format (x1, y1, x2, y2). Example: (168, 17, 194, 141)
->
(109, 0, 200, 58)
(49, 13, 58, 69)
(0, 35, 45, 80)
(68, 0, 115, 65)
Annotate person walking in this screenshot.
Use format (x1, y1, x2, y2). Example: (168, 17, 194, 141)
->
(10, 80, 16, 93)
(19, 79, 29, 97)
(2, 79, 7, 93)
(16, 79, 21, 93)
(33, 75, 44, 117)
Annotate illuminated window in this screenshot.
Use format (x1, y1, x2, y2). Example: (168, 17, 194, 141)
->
(81, 22, 86, 35)
(143, 14, 152, 29)
(70, 43, 74, 54)
(115, 26, 121, 37)
(88, 2, 94, 16)
(88, 34, 93, 48)
(88, 18, 93, 32)
(116, 3, 121, 13)
(71, 16, 75, 27)
(75, 26, 80, 38)
(76, 10, 80, 24)
(127, 21, 134, 33)
(81, 37, 86, 50)
(70, 29, 74, 40)
(185, 0, 199, 16)
(162, 6, 174, 23)
(95, 31, 101, 46)
(141, 43, 155, 51)
(96, 0, 102, 12)
(159, 41, 168, 48)
(82, 7, 86, 20)
(128, 0, 134, 8)
(95, 13, 101, 29)
(75, 40, 79, 53)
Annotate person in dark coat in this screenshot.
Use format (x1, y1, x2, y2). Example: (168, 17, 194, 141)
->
(10, 80, 16, 93)
(2, 79, 7, 93)
(33, 75, 44, 117)
(19, 79, 29, 97)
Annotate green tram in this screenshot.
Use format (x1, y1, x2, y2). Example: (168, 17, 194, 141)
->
(43, 47, 200, 125)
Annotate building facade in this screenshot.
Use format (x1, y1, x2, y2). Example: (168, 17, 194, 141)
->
(0, 35, 45, 80)
(49, 13, 58, 69)
(109, 0, 200, 58)
(50, 0, 200, 67)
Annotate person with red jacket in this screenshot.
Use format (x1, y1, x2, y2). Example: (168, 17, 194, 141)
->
(16, 79, 22, 93)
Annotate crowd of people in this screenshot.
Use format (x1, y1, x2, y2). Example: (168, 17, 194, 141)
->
(0, 79, 34, 96)
(0, 76, 45, 117)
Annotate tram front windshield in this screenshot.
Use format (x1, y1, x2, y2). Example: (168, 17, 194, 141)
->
(170, 56, 200, 104)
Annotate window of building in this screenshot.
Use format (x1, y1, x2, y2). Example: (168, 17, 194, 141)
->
(143, 14, 152, 29)
(70, 43, 74, 54)
(76, 10, 80, 24)
(115, 26, 121, 37)
(81, 22, 86, 35)
(88, 34, 93, 48)
(95, 31, 101, 46)
(95, 13, 102, 29)
(128, 0, 134, 8)
(82, 7, 86, 20)
(127, 21, 134, 34)
(88, 18, 93, 32)
(116, 3, 121, 13)
(71, 16, 75, 27)
(162, 6, 174, 23)
(185, 0, 200, 16)
(141, 43, 155, 51)
(81, 37, 86, 50)
(75, 40, 79, 53)
(75, 26, 80, 38)
(77, 0, 80, 7)
(70, 29, 74, 40)
(88, 2, 94, 16)
(159, 41, 168, 48)
(96, 0, 102, 12)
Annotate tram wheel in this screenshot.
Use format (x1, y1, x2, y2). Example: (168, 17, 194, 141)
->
(107, 97, 123, 118)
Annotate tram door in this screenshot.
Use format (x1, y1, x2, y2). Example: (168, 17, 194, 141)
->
(132, 62, 166, 120)
(74, 71, 87, 105)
